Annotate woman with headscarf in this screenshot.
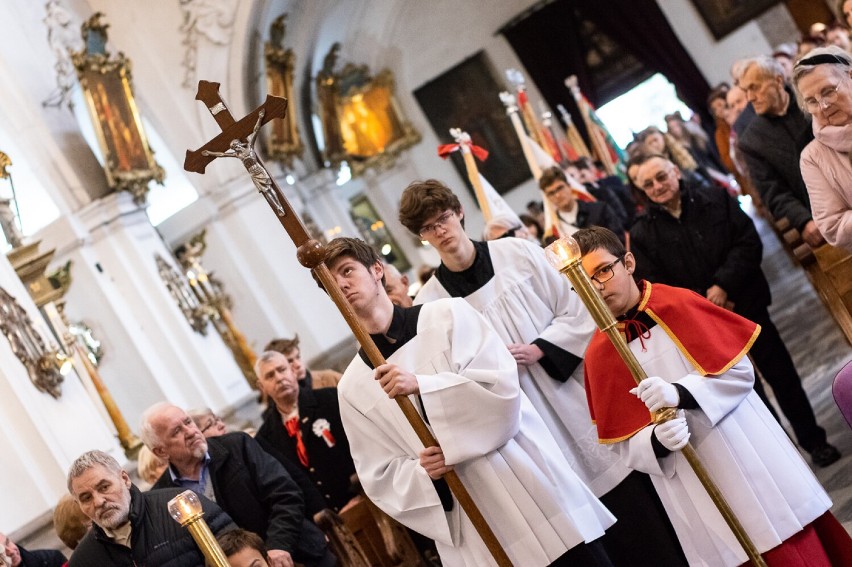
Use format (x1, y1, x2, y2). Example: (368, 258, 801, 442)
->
(796, 46, 852, 251)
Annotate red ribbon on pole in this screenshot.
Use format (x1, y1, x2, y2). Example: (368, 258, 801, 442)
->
(437, 142, 489, 162)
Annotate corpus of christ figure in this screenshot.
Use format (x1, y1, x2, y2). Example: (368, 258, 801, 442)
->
(201, 109, 286, 217)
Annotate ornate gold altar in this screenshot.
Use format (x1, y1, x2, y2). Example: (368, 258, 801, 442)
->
(316, 43, 420, 175)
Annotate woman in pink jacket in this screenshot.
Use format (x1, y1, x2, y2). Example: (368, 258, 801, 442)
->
(797, 46, 852, 251)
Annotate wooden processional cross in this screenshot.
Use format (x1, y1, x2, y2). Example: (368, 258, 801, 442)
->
(184, 81, 513, 567)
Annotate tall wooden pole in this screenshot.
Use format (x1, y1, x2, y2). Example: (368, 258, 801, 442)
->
(184, 82, 512, 567)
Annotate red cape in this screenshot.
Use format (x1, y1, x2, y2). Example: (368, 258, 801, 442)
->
(584, 281, 760, 443)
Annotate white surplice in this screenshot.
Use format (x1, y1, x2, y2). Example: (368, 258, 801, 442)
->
(338, 298, 615, 567)
(617, 331, 832, 567)
(416, 238, 629, 496)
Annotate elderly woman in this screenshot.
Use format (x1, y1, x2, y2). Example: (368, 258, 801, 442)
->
(796, 46, 852, 251)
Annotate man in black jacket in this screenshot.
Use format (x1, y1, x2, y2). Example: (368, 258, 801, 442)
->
(630, 154, 840, 467)
(67, 449, 234, 567)
(737, 55, 824, 248)
(254, 351, 357, 514)
(143, 403, 335, 567)
(0, 533, 65, 567)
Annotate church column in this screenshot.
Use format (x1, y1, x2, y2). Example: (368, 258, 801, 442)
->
(34, 192, 254, 425)
(159, 169, 355, 367)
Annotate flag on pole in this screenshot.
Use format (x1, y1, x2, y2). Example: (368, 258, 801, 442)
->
(565, 76, 625, 175)
(557, 104, 592, 160)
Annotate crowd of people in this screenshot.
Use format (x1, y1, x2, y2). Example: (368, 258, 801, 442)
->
(6, 8, 852, 567)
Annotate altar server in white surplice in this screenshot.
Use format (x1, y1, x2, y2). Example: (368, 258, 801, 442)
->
(322, 237, 615, 567)
(399, 180, 688, 565)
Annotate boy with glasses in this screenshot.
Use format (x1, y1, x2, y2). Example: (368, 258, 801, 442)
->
(574, 226, 850, 566)
(629, 153, 840, 468)
(401, 180, 687, 565)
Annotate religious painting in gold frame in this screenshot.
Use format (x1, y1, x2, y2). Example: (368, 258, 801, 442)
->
(72, 13, 164, 204)
(264, 14, 304, 168)
(316, 43, 420, 175)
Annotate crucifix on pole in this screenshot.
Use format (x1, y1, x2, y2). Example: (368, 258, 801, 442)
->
(184, 81, 512, 567)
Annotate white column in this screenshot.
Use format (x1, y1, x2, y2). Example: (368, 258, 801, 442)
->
(33, 192, 253, 425)
(158, 170, 356, 364)
(0, 250, 122, 534)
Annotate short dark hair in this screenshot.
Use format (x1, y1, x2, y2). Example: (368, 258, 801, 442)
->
(627, 152, 671, 170)
(398, 179, 462, 234)
(538, 166, 567, 191)
(574, 226, 627, 258)
(315, 237, 384, 289)
(264, 335, 299, 355)
(706, 83, 730, 107)
(217, 528, 268, 561)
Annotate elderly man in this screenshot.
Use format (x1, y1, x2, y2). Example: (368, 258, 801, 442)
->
(737, 56, 825, 247)
(67, 450, 234, 566)
(630, 153, 840, 467)
(382, 263, 413, 307)
(254, 350, 357, 513)
(141, 403, 334, 567)
(264, 335, 341, 390)
(0, 533, 64, 567)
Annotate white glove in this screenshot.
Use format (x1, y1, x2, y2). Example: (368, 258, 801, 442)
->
(630, 376, 680, 412)
(654, 415, 690, 452)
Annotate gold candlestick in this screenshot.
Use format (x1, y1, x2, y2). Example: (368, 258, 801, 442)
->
(168, 490, 229, 567)
(544, 236, 767, 567)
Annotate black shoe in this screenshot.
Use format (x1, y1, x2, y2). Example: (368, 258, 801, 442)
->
(810, 443, 841, 467)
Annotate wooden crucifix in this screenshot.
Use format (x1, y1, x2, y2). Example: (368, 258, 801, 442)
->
(184, 81, 512, 566)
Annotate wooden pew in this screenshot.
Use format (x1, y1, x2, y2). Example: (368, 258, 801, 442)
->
(775, 221, 852, 347)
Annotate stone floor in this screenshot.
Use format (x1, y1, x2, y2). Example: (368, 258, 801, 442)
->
(16, 197, 852, 556)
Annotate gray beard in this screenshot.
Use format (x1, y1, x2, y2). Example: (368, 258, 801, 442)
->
(98, 507, 130, 530)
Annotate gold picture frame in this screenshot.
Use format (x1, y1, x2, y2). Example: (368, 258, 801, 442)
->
(72, 13, 164, 204)
(316, 43, 420, 176)
(264, 14, 304, 168)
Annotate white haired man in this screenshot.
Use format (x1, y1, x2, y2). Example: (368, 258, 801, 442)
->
(67, 449, 233, 566)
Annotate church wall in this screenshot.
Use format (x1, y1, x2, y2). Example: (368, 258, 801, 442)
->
(0, 248, 123, 534)
(657, 0, 774, 87)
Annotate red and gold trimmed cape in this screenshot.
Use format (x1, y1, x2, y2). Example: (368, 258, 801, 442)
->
(584, 281, 761, 444)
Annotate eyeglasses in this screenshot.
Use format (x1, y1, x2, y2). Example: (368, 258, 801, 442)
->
(419, 211, 455, 237)
(639, 169, 674, 192)
(590, 256, 624, 285)
(803, 80, 845, 113)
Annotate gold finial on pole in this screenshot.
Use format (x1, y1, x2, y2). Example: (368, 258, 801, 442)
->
(168, 490, 230, 567)
(544, 235, 768, 567)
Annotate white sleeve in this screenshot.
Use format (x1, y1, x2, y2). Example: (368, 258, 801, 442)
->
(338, 377, 457, 545)
(417, 299, 522, 466)
(675, 357, 755, 427)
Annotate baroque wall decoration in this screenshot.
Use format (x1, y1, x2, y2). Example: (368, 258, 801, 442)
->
(71, 12, 165, 204)
(263, 14, 304, 168)
(315, 42, 421, 175)
(0, 286, 70, 398)
(179, 0, 235, 89)
(42, 0, 84, 108)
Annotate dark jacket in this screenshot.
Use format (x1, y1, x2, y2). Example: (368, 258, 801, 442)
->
(18, 547, 66, 567)
(576, 200, 625, 238)
(737, 87, 814, 230)
(630, 180, 771, 317)
(69, 485, 233, 567)
(256, 387, 357, 513)
(586, 182, 629, 227)
(152, 431, 328, 564)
